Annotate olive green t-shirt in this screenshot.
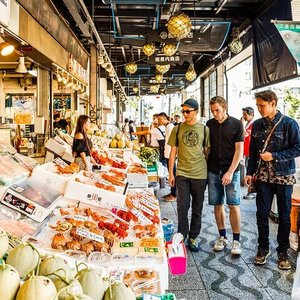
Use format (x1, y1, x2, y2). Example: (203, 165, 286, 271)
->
(168, 122, 210, 179)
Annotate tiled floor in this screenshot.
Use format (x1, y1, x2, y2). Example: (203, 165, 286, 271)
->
(158, 187, 298, 300)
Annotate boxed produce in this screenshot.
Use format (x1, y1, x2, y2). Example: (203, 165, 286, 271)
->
(64, 170, 127, 208)
(127, 163, 148, 189)
(31, 161, 79, 194)
(1, 177, 62, 222)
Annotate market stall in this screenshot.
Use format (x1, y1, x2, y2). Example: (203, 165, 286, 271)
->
(0, 141, 170, 300)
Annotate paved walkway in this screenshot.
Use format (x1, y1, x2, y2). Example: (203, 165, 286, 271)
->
(158, 187, 298, 300)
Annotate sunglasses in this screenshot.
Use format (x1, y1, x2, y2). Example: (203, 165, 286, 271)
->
(181, 109, 195, 114)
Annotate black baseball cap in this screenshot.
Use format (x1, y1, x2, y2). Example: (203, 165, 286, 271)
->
(181, 98, 199, 110)
(242, 107, 254, 114)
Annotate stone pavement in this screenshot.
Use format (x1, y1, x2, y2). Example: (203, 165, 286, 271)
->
(158, 188, 298, 300)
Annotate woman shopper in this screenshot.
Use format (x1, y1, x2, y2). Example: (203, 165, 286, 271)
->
(72, 115, 97, 171)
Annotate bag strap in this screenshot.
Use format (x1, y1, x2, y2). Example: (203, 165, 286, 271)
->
(157, 127, 165, 138)
(255, 115, 284, 175)
(203, 125, 206, 148)
(175, 122, 182, 147)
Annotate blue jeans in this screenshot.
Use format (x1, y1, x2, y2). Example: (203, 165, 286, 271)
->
(176, 175, 207, 239)
(256, 181, 293, 253)
(208, 171, 241, 205)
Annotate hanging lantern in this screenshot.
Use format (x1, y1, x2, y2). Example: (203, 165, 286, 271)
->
(162, 44, 178, 57)
(125, 62, 138, 74)
(185, 64, 197, 82)
(155, 73, 163, 83)
(150, 85, 160, 93)
(133, 86, 139, 93)
(156, 64, 170, 74)
(229, 27, 243, 54)
(229, 39, 243, 54)
(142, 42, 156, 57)
(167, 12, 192, 40)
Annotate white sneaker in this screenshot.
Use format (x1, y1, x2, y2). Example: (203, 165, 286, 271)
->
(231, 240, 242, 255)
(213, 236, 228, 251)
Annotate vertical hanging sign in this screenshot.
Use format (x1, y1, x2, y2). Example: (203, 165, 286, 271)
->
(274, 21, 300, 68)
(0, 0, 10, 27)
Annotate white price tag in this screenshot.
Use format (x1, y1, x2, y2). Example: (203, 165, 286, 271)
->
(131, 208, 152, 225)
(113, 205, 128, 211)
(64, 215, 88, 221)
(140, 198, 158, 211)
(137, 203, 154, 216)
(76, 228, 104, 243)
(53, 157, 68, 168)
(110, 269, 124, 283)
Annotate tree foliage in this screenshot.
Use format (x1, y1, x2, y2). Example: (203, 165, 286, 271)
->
(284, 89, 300, 119)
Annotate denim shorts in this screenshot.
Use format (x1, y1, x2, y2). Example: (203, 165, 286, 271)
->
(208, 171, 241, 206)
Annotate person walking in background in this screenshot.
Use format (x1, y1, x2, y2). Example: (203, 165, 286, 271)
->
(122, 118, 129, 134)
(207, 96, 244, 256)
(168, 99, 210, 252)
(129, 120, 135, 141)
(157, 112, 176, 202)
(151, 114, 167, 166)
(54, 113, 70, 134)
(241, 107, 255, 200)
(72, 115, 97, 171)
(244, 90, 300, 270)
(173, 114, 180, 126)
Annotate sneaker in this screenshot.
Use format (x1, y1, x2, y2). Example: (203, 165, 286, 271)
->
(188, 238, 200, 252)
(213, 236, 228, 252)
(163, 195, 176, 202)
(278, 252, 291, 270)
(243, 193, 256, 200)
(254, 247, 271, 265)
(231, 240, 242, 255)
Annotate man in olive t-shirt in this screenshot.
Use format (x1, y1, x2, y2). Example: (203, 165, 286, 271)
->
(168, 98, 210, 252)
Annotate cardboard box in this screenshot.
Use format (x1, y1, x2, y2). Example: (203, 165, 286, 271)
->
(31, 162, 73, 194)
(64, 171, 127, 209)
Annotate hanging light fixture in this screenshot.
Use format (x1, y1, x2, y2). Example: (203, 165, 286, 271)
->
(133, 86, 139, 93)
(0, 28, 14, 56)
(97, 52, 104, 65)
(155, 73, 163, 84)
(142, 42, 156, 57)
(150, 85, 160, 93)
(185, 64, 197, 82)
(167, 12, 192, 40)
(65, 77, 73, 88)
(56, 68, 63, 82)
(15, 56, 28, 73)
(156, 64, 170, 74)
(229, 27, 243, 54)
(101, 58, 109, 69)
(125, 62, 138, 75)
(163, 43, 178, 57)
(62, 73, 68, 85)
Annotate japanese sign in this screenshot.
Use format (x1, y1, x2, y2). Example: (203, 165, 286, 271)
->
(274, 21, 300, 67)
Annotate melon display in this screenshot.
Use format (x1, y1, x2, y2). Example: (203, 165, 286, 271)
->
(0, 227, 9, 258)
(39, 256, 72, 281)
(76, 265, 108, 300)
(6, 243, 40, 278)
(16, 275, 57, 300)
(104, 283, 136, 300)
(0, 259, 20, 300)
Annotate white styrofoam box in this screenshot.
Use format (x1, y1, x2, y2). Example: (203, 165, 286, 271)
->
(98, 162, 130, 174)
(62, 149, 74, 163)
(31, 162, 73, 194)
(109, 148, 133, 162)
(45, 138, 69, 157)
(64, 171, 127, 209)
(127, 173, 148, 189)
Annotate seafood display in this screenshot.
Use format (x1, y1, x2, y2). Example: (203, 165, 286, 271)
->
(92, 150, 128, 170)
